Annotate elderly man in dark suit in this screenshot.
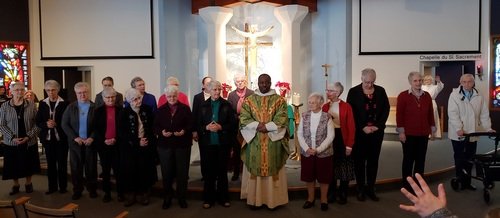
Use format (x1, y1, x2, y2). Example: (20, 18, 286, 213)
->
(226, 73, 254, 181)
(62, 82, 97, 200)
(192, 76, 212, 180)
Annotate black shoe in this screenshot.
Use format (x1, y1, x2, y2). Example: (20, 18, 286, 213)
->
(25, 183, 33, 193)
(72, 192, 82, 200)
(461, 184, 477, 191)
(179, 199, 188, 208)
(45, 189, 57, 195)
(117, 194, 125, 202)
(220, 201, 230, 207)
(320, 203, 329, 211)
(249, 205, 262, 210)
(9, 185, 20, 195)
(327, 194, 336, 203)
(356, 191, 365, 202)
(124, 198, 136, 207)
(59, 189, 68, 194)
(103, 194, 112, 203)
(89, 192, 98, 199)
(141, 195, 150, 205)
(162, 198, 172, 209)
(202, 202, 212, 209)
(338, 194, 347, 205)
(302, 200, 315, 209)
(366, 191, 380, 202)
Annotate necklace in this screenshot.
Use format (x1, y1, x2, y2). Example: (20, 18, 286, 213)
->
(414, 96, 420, 108)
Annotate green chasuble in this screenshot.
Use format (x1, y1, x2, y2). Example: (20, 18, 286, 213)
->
(240, 93, 290, 177)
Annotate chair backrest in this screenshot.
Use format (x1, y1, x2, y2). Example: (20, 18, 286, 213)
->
(23, 202, 78, 218)
(0, 196, 31, 218)
(114, 211, 129, 218)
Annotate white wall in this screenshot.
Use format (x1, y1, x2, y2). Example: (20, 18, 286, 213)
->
(29, 0, 162, 100)
(28, 0, 493, 102)
(351, 0, 491, 97)
(309, 0, 350, 98)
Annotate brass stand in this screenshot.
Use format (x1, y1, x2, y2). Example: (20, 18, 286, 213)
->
(289, 103, 303, 161)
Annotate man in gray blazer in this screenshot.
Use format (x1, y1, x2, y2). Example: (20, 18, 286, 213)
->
(227, 73, 254, 181)
(62, 82, 97, 200)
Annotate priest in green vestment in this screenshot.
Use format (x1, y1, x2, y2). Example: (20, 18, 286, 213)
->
(239, 74, 290, 209)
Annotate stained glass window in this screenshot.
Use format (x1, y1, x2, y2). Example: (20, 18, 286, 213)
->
(0, 42, 29, 94)
(493, 37, 500, 108)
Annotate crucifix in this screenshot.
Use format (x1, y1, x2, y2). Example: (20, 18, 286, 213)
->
(321, 64, 331, 89)
(227, 23, 273, 83)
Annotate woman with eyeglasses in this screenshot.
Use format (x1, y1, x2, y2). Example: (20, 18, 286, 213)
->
(346, 68, 390, 202)
(119, 88, 158, 207)
(0, 82, 40, 195)
(323, 82, 356, 205)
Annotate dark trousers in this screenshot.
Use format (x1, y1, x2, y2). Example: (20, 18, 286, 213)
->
(98, 146, 121, 195)
(401, 135, 429, 188)
(43, 140, 68, 191)
(329, 128, 346, 197)
(69, 144, 98, 194)
(353, 131, 384, 191)
(199, 143, 207, 179)
(158, 146, 191, 200)
(201, 145, 229, 203)
(229, 139, 242, 176)
(451, 140, 477, 186)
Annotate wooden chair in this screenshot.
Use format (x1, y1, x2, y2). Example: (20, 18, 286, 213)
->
(0, 196, 31, 218)
(23, 202, 78, 218)
(115, 211, 129, 218)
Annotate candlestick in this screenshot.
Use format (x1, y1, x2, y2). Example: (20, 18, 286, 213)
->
(292, 92, 300, 106)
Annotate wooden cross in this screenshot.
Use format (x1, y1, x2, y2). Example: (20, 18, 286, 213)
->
(227, 23, 273, 82)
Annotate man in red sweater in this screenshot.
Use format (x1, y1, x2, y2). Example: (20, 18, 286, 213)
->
(396, 72, 436, 192)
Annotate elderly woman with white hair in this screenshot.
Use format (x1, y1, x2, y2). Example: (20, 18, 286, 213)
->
(196, 80, 237, 209)
(119, 88, 158, 207)
(298, 92, 334, 211)
(154, 85, 193, 209)
(62, 82, 97, 200)
(322, 82, 356, 205)
(93, 87, 124, 202)
(0, 82, 41, 195)
(36, 80, 69, 195)
(157, 76, 190, 108)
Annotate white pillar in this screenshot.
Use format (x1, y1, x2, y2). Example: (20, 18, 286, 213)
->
(199, 7, 233, 82)
(274, 5, 308, 102)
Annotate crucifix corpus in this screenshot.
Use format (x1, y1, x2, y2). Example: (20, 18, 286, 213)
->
(227, 23, 274, 82)
(321, 64, 331, 89)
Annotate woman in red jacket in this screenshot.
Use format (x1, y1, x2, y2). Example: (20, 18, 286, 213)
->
(322, 82, 356, 204)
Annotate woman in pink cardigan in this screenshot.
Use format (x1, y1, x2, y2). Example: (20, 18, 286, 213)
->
(322, 82, 356, 205)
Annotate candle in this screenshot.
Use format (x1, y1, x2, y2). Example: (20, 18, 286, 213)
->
(292, 92, 300, 105)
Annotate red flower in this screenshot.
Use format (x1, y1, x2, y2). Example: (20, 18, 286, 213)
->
(275, 81, 291, 91)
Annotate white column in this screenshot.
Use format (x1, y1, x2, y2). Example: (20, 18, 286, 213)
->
(274, 5, 308, 102)
(199, 7, 233, 82)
